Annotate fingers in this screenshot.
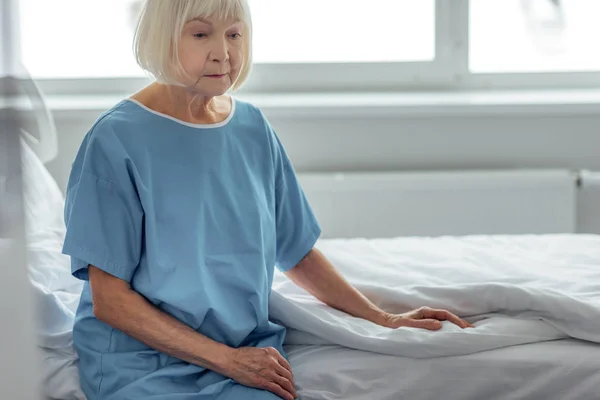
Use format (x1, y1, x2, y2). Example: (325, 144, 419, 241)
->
(463, 319, 475, 328)
(273, 350, 293, 374)
(419, 307, 474, 329)
(273, 350, 296, 387)
(263, 382, 295, 400)
(426, 308, 474, 329)
(407, 318, 443, 330)
(267, 348, 297, 398)
(271, 370, 298, 399)
(275, 364, 294, 386)
(268, 348, 295, 383)
(404, 307, 474, 330)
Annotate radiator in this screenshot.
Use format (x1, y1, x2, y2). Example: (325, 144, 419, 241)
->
(297, 169, 583, 239)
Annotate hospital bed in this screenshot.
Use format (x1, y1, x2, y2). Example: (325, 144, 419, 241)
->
(22, 131, 600, 399)
(276, 236, 600, 400)
(12, 61, 600, 398)
(275, 171, 600, 400)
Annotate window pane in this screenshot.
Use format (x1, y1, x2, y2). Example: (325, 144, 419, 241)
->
(250, 0, 435, 64)
(19, 0, 435, 79)
(470, 0, 600, 73)
(19, 0, 145, 79)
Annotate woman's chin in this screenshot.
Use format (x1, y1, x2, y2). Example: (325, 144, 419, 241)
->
(194, 80, 232, 96)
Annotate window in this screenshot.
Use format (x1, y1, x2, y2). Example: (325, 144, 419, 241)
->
(470, 0, 600, 73)
(19, 0, 435, 77)
(16, 0, 600, 94)
(19, 0, 144, 79)
(251, 0, 435, 64)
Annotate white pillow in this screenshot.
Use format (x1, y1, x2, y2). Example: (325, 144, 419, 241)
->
(22, 138, 65, 238)
(21, 140, 85, 400)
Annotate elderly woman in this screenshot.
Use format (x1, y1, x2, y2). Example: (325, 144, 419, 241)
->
(62, 1, 472, 399)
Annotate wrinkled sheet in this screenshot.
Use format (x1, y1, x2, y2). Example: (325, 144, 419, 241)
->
(271, 234, 600, 358)
(286, 340, 600, 400)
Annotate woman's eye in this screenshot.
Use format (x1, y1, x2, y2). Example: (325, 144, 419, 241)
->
(230, 33, 242, 39)
(193, 33, 207, 38)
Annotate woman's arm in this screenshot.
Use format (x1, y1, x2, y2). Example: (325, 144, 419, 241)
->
(284, 249, 473, 330)
(89, 265, 231, 370)
(88, 266, 298, 400)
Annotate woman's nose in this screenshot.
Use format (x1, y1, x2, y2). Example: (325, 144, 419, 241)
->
(209, 39, 229, 62)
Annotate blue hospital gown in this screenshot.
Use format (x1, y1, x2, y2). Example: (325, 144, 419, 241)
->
(61, 98, 321, 400)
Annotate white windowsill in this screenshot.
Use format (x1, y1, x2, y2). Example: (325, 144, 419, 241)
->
(42, 88, 600, 119)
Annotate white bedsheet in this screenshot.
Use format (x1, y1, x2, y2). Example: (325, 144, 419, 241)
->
(21, 139, 85, 400)
(286, 339, 600, 400)
(271, 235, 600, 358)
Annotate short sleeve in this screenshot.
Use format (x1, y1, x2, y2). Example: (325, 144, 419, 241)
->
(271, 131, 322, 272)
(62, 120, 143, 283)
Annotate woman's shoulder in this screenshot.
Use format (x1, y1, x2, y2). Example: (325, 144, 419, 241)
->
(71, 100, 150, 168)
(231, 96, 266, 121)
(231, 97, 278, 139)
(86, 100, 149, 141)
(95, 99, 147, 128)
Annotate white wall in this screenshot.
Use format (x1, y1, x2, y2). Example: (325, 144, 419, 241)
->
(45, 97, 600, 234)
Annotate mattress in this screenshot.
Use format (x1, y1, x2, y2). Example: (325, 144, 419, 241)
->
(286, 339, 600, 400)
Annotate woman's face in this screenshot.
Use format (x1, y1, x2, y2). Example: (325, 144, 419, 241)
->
(177, 15, 245, 96)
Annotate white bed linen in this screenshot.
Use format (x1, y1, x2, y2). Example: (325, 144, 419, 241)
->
(286, 339, 600, 400)
(271, 235, 600, 358)
(22, 140, 85, 400)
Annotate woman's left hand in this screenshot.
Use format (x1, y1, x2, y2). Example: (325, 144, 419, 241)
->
(379, 307, 474, 331)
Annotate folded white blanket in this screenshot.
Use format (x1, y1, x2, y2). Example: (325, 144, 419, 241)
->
(270, 234, 600, 358)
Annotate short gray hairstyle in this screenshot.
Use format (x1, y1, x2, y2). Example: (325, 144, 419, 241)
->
(133, 0, 253, 91)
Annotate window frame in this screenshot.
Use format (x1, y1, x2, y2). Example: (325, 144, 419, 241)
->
(30, 0, 600, 97)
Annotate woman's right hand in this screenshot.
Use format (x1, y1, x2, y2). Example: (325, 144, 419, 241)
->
(223, 346, 298, 400)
